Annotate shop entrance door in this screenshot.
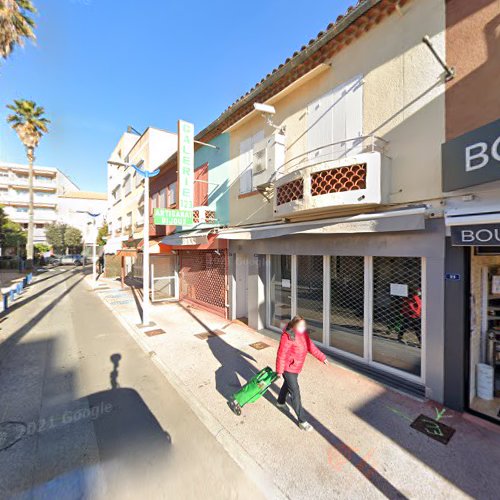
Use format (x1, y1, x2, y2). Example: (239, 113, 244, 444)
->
(151, 255, 178, 302)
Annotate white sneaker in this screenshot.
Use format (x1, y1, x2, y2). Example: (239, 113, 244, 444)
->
(299, 421, 313, 432)
(276, 402, 287, 409)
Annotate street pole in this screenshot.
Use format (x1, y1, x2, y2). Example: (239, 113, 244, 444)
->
(92, 218, 97, 285)
(143, 174, 150, 325)
(26, 146, 35, 267)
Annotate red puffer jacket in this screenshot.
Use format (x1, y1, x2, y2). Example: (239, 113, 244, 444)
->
(276, 330, 326, 375)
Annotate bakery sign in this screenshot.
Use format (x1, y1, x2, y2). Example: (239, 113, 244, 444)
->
(450, 224, 500, 246)
(442, 118, 500, 191)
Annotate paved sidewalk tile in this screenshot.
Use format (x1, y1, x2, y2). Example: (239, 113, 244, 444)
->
(91, 277, 500, 500)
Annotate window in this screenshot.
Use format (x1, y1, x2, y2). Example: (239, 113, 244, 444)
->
(266, 254, 424, 381)
(158, 188, 167, 208)
(270, 255, 292, 330)
(296, 255, 324, 342)
(135, 207, 144, 226)
(239, 131, 264, 194)
(330, 256, 364, 356)
(135, 161, 144, 187)
(108, 222, 113, 234)
(306, 75, 363, 164)
(117, 217, 122, 232)
(113, 186, 121, 204)
(372, 257, 422, 377)
(125, 212, 132, 228)
(168, 182, 177, 207)
(16, 207, 28, 213)
(194, 163, 208, 206)
(123, 175, 132, 196)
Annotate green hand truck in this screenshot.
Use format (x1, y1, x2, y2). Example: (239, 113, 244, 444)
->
(228, 366, 278, 415)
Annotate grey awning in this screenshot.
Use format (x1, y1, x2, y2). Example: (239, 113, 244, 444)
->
(217, 207, 426, 240)
(161, 229, 212, 246)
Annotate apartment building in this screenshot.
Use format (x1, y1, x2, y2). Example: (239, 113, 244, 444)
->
(56, 191, 108, 250)
(105, 127, 177, 254)
(0, 161, 78, 244)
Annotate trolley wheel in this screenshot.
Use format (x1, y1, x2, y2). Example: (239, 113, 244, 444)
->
(228, 399, 242, 416)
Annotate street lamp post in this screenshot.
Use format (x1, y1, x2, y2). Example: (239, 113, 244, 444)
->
(76, 211, 100, 286)
(107, 160, 159, 326)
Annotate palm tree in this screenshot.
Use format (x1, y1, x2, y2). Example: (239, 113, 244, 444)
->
(0, 0, 37, 59)
(6, 99, 50, 266)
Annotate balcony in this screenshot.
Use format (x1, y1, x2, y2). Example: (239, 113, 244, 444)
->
(273, 151, 390, 219)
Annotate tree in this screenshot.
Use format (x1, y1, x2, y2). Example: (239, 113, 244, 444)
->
(96, 222, 108, 246)
(44, 223, 83, 254)
(45, 222, 66, 254)
(0, 207, 26, 250)
(34, 242, 49, 254)
(0, 0, 37, 60)
(6, 99, 50, 266)
(64, 226, 82, 253)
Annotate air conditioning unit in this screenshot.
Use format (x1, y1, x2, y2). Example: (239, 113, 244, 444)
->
(252, 133, 285, 188)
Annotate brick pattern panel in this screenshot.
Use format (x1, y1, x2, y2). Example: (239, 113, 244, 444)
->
(276, 178, 304, 206)
(311, 164, 366, 196)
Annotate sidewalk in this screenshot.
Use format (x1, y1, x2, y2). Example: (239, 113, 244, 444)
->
(90, 277, 500, 500)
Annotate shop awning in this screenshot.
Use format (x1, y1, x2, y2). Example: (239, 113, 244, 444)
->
(161, 229, 214, 246)
(445, 211, 500, 226)
(137, 238, 172, 254)
(217, 207, 427, 240)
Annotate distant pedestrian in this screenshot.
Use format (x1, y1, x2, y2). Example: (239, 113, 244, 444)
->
(98, 254, 105, 274)
(276, 315, 328, 431)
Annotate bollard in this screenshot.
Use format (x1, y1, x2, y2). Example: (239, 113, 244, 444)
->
(2, 293, 8, 312)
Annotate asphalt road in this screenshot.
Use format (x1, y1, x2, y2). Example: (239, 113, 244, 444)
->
(0, 267, 262, 499)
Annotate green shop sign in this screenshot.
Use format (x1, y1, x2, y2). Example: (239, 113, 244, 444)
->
(153, 208, 193, 226)
(178, 120, 194, 210)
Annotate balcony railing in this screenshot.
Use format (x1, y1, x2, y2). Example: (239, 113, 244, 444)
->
(273, 151, 390, 219)
(273, 134, 388, 182)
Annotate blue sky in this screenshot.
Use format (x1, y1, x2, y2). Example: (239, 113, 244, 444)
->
(0, 0, 353, 192)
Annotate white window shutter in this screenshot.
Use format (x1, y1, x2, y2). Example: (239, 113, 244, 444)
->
(345, 75, 363, 154)
(307, 91, 334, 162)
(239, 138, 252, 194)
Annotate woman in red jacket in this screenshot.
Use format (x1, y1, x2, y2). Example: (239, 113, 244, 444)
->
(276, 315, 328, 431)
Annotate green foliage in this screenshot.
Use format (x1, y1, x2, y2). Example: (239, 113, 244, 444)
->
(6, 99, 50, 149)
(34, 243, 50, 254)
(45, 222, 66, 253)
(0, 206, 26, 248)
(96, 223, 108, 246)
(45, 222, 83, 253)
(0, 0, 37, 60)
(64, 226, 82, 252)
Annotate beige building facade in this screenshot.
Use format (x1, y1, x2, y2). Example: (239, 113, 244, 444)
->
(219, 0, 449, 402)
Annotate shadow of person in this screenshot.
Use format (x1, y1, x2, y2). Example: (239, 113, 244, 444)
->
(206, 334, 294, 421)
(25, 354, 172, 498)
(110, 353, 121, 389)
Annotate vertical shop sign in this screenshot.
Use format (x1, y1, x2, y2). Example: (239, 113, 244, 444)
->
(178, 120, 195, 210)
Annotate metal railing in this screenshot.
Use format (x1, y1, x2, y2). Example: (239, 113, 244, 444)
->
(274, 134, 388, 182)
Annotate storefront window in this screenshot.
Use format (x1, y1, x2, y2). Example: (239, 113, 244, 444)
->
(372, 257, 422, 377)
(330, 256, 364, 357)
(469, 254, 500, 422)
(297, 255, 323, 342)
(269, 255, 291, 330)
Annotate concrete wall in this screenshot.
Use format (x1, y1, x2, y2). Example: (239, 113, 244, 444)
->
(445, 0, 500, 140)
(228, 0, 446, 227)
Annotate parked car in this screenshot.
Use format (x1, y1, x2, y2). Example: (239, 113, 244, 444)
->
(60, 254, 83, 266)
(47, 255, 61, 265)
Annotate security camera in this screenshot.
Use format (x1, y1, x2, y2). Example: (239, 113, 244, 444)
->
(253, 103, 276, 115)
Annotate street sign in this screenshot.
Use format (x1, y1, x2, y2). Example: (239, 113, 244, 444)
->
(153, 208, 193, 226)
(178, 120, 194, 210)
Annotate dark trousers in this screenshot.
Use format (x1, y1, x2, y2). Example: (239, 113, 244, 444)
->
(278, 372, 305, 423)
